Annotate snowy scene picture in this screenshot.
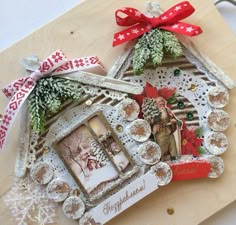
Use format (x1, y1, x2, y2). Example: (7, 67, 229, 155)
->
(88, 116, 130, 172)
(56, 124, 119, 194)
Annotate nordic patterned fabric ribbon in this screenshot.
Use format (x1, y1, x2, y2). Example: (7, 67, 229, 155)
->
(0, 50, 104, 150)
(113, 1, 202, 47)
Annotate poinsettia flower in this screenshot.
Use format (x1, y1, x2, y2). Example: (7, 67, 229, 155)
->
(181, 120, 203, 157)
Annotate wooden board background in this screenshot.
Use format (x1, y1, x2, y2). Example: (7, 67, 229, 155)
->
(0, 0, 236, 224)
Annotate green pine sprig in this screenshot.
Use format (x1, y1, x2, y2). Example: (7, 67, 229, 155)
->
(28, 86, 46, 133)
(162, 30, 182, 58)
(149, 29, 164, 66)
(133, 33, 151, 74)
(133, 28, 183, 75)
(28, 76, 81, 133)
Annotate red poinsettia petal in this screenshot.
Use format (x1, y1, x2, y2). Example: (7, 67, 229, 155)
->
(144, 82, 159, 98)
(186, 142, 194, 150)
(194, 139, 204, 148)
(181, 128, 187, 136)
(192, 148, 199, 157)
(158, 87, 176, 99)
(181, 142, 191, 155)
(183, 131, 195, 142)
(132, 94, 144, 118)
(132, 94, 144, 107)
(188, 142, 196, 155)
(181, 146, 188, 155)
(181, 119, 187, 130)
(181, 133, 186, 140)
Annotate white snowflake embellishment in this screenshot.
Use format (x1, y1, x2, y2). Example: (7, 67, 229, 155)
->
(4, 175, 56, 225)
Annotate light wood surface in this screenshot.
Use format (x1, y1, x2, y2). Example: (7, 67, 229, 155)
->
(0, 0, 235, 224)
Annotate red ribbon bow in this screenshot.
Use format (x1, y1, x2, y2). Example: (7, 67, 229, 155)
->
(113, 1, 202, 47)
(0, 50, 104, 150)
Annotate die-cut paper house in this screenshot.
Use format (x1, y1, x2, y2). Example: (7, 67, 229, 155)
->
(0, 1, 236, 225)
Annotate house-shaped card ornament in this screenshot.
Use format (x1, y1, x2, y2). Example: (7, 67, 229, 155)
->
(0, 1, 236, 225)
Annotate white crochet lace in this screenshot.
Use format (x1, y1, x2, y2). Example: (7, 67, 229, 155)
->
(129, 67, 212, 129)
(82, 85, 128, 100)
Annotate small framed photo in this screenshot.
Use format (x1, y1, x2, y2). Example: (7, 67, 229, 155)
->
(53, 111, 139, 202)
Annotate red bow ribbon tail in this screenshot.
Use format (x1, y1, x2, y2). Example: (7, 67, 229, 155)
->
(160, 22, 202, 37)
(113, 7, 152, 47)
